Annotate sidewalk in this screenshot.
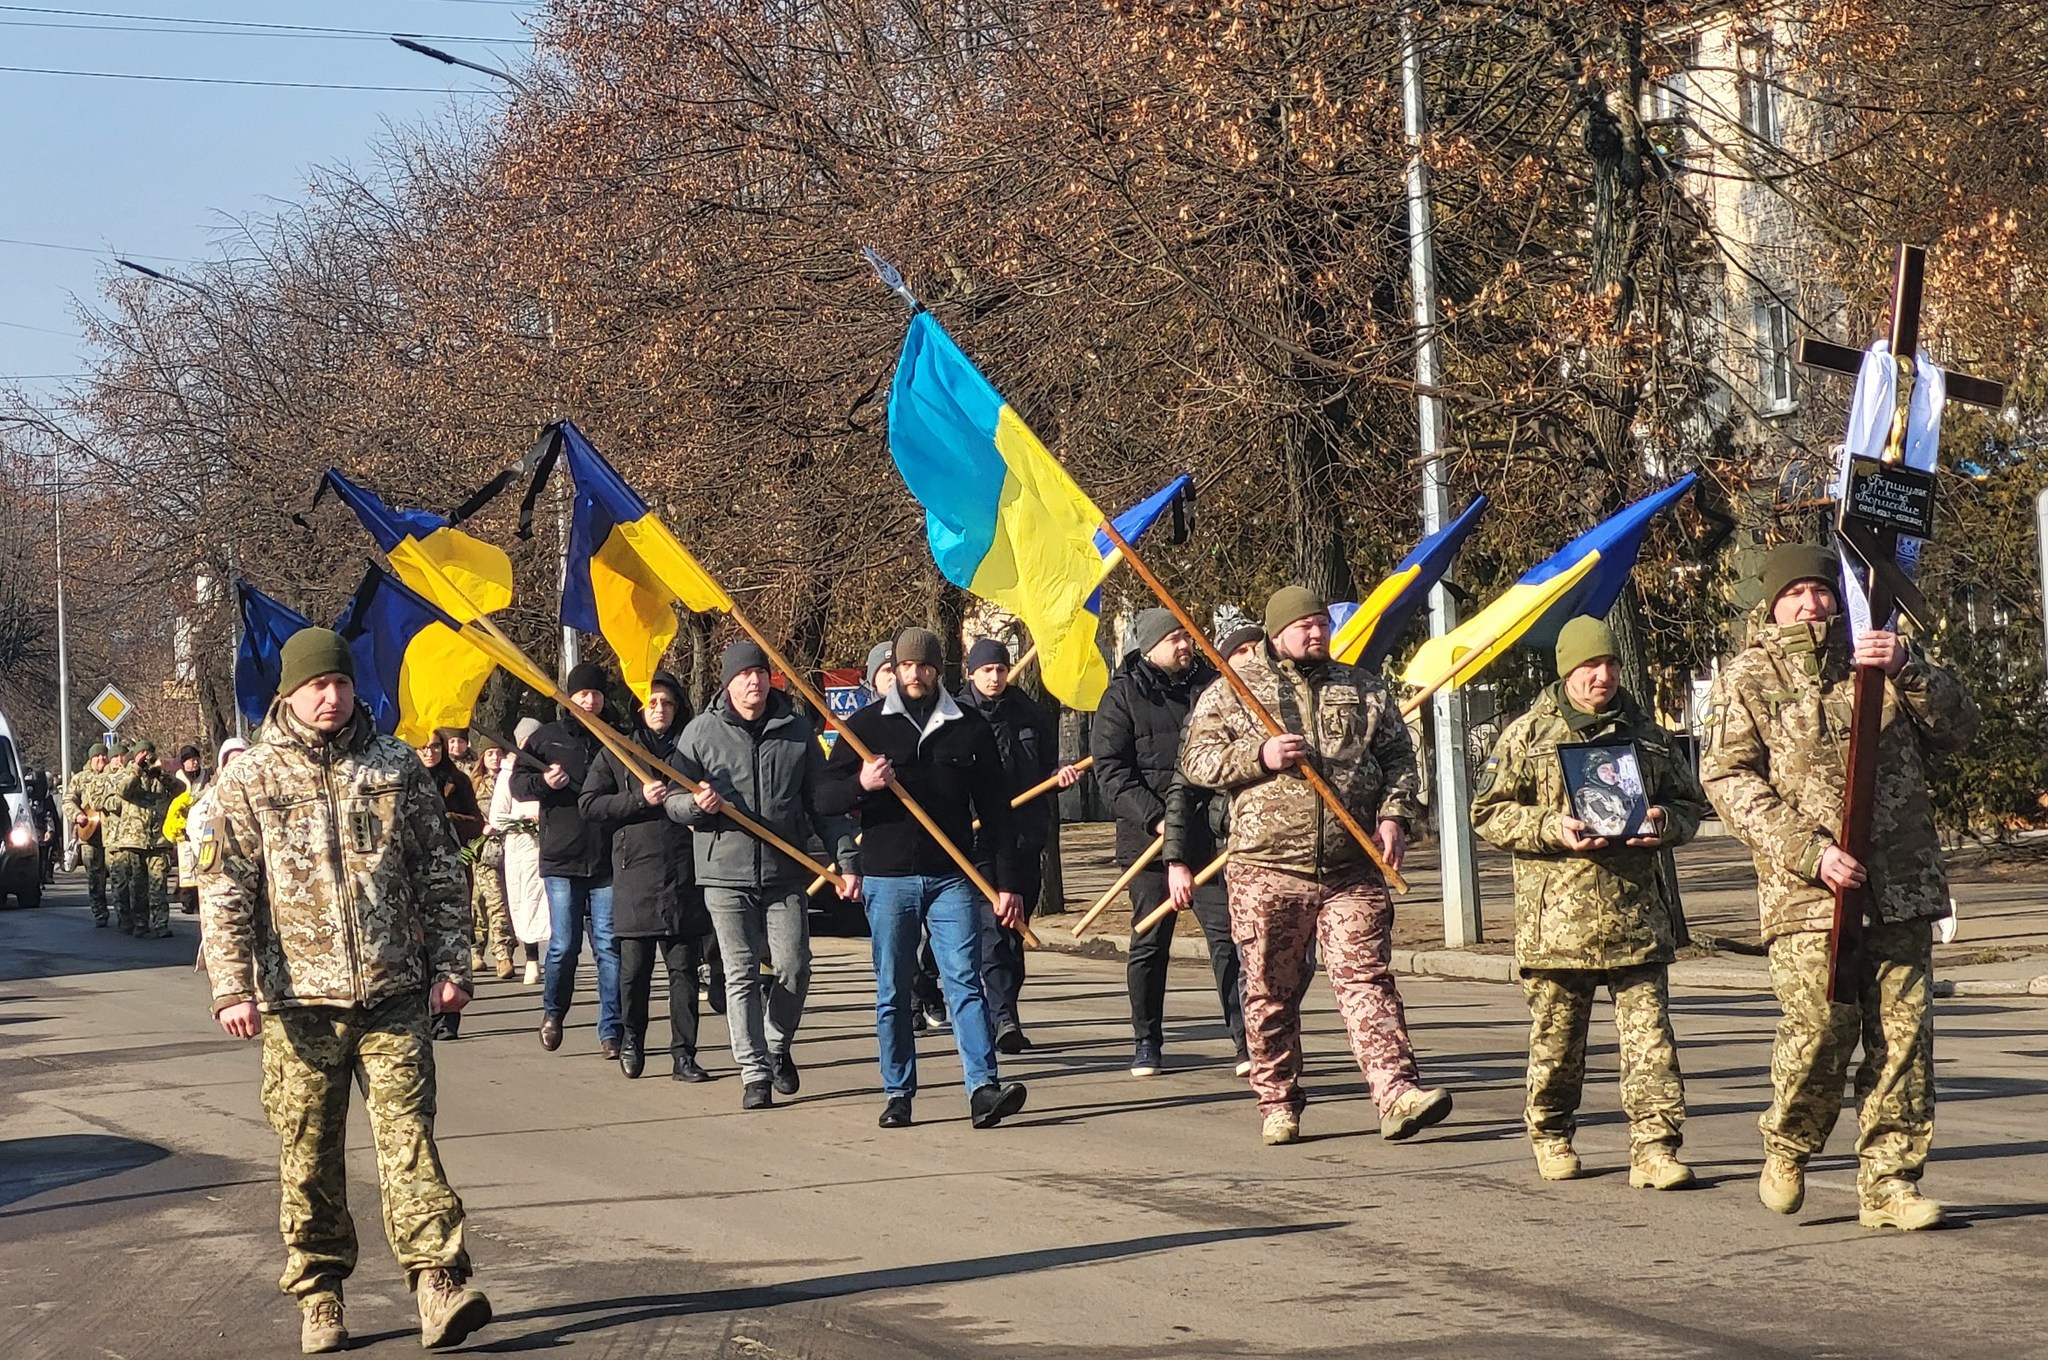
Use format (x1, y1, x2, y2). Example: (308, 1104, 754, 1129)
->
(1038, 822, 2048, 999)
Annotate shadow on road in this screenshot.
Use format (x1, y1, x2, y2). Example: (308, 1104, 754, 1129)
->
(0, 1133, 172, 1208)
(375, 1222, 1345, 1353)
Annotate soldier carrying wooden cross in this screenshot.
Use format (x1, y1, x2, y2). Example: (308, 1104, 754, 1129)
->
(1701, 245, 1998, 1232)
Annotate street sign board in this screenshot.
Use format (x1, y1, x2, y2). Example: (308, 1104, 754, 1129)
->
(89, 685, 132, 731)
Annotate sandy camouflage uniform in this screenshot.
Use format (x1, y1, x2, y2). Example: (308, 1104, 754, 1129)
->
(465, 759, 514, 970)
(1181, 644, 1424, 1119)
(107, 756, 177, 934)
(199, 698, 474, 1302)
(62, 763, 109, 921)
(1700, 609, 1977, 1206)
(1472, 683, 1705, 1159)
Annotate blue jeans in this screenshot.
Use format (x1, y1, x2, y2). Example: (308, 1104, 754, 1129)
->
(542, 876, 621, 1045)
(864, 874, 999, 1099)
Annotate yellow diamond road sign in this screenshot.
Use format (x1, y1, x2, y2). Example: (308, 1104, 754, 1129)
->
(89, 685, 132, 731)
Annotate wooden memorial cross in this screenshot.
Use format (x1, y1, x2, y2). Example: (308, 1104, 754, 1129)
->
(1794, 244, 2006, 1001)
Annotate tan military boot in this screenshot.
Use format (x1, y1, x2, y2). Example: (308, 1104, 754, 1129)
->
(1628, 1147, 1696, 1190)
(299, 1292, 346, 1355)
(1859, 1177, 1945, 1231)
(1380, 1087, 1453, 1141)
(1532, 1138, 1582, 1181)
(1758, 1155, 1804, 1214)
(1261, 1109, 1301, 1145)
(417, 1267, 492, 1350)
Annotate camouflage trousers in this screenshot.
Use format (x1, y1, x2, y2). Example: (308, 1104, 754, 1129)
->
(79, 839, 107, 919)
(1227, 862, 1421, 1119)
(260, 990, 470, 1298)
(471, 861, 513, 965)
(109, 847, 171, 932)
(1522, 965, 1685, 1154)
(1762, 919, 1934, 1195)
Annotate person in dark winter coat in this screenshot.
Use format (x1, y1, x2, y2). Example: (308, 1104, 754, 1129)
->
(666, 641, 859, 1110)
(414, 730, 487, 1040)
(817, 627, 1029, 1133)
(1090, 607, 1245, 1077)
(956, 636, 1084, 1053)
(511, 661, 622, 1059)
(580, 670, 718, 1082)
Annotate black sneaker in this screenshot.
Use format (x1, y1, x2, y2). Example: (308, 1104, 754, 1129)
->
(921, 1001, 950, 1031)
(878, 1096, 913, 1129)
(970, 1082, 1028, 1129)
(742, 1081, 775, 1111)
(673, 1057, 712, 1083)
(1130, 1040, 1162, 1077)
(912, 1007, 930, 1034)
(771, 1050, 800, 1096)
(995, 1027, 1032, 1056)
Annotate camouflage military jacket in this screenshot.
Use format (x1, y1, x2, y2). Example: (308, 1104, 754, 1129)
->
(1700, 611, 1977, 942)
(1471, 684, 1705, 971)
(62, 768, 104, 841)
(198, 699, 471, 1015)
(1181, 646, 1420, 877)
(107, 762, 177, 852)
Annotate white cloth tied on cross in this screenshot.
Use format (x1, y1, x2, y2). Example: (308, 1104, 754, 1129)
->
(1830, 339, 1946, 638)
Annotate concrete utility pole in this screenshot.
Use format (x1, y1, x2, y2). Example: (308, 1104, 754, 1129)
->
(52, 443, 72, 826)
(1401, 7, 1482, 946)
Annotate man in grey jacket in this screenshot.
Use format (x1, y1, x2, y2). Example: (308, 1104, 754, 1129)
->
(666, 641, 861, 1111)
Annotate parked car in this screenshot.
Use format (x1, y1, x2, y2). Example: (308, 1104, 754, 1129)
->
(0, 708, 45, 909)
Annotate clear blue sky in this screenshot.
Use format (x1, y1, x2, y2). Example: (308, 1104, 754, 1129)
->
(0, 1, 540, 394)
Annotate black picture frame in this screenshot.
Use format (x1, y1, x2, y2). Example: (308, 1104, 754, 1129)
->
(1557, 740, 1650, 841)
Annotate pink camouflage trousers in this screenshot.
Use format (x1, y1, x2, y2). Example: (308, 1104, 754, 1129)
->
(1227, 861, 1423, 1118)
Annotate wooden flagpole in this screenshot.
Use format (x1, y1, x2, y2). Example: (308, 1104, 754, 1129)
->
(1071, 834, 1163, 937)
(724, 604, 1038, 946)
(1131, 851, 1232, 936)
(1095, 521, 1409, 894)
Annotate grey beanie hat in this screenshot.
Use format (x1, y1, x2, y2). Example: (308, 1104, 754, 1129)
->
(864, 640, 895, 692)
(892, 627, 944, 668)
(720, 640, 771, 688)
(1129, 607, 1179, 659)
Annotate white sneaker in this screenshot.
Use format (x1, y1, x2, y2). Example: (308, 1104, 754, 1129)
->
(522, 961, 540, 986)
(1234, 1059, 1253, 1078)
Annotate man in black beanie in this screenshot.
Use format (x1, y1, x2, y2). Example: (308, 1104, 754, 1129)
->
(511, 660, 623, 1059)
(819, 626, 1028, 1130)
(956, 636, 1085, 1053)
(1091, 607, 1241, 1077)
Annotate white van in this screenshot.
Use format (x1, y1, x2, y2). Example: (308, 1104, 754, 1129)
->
(0, 707, 46, 908)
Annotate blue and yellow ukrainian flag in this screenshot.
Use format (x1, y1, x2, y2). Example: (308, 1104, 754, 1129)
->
(1403, 476, 1695, 696)
(321, 470, 514, 622)
(234, 581, 312, 723)
(557, 421, 734, 702)
(887, 312, 1113, 710)
(335, 566, 495, 744)
(1330, 496, 1488, 670)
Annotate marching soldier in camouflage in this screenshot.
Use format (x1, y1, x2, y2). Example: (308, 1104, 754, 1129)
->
(199, 628, 492, 1353)
(1182, 585, 1452, 1148)
(106, 739, 178, 937)
(1701, 544, 1978, 1232)
(62, 750, 110, 925)
(465, 735, 516, 980)
(1472, 616, 1706, 1189)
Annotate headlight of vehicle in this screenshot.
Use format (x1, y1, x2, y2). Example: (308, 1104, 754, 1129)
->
(6, 825, 33, 849)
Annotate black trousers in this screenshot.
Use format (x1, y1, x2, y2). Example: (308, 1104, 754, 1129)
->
(980, 857, 1045, 1035)
(618, 934, 710, 1059)
(1127, 866, 1244, 1051)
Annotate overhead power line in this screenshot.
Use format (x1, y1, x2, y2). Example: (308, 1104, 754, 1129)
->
(0, 5, 508, 42)
(0, 235, 187, 262)
(0, 64, 484, 91)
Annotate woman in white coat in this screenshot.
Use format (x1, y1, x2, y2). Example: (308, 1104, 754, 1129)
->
(491, 717, 553, 985)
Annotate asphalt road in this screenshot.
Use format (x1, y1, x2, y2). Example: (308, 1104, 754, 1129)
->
(3, 876, 2045, 1359)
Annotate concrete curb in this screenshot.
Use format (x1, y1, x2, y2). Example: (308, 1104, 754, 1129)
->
(1030, 921, 2048, 1000)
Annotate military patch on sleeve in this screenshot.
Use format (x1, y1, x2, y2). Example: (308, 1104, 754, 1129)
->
(1703, 702, 1727, 752)
(195, 821, 220, 873)
(1473, 756, 1501, 800)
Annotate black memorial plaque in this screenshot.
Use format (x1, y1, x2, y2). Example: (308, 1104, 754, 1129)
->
(1842, 456, 1937, 540)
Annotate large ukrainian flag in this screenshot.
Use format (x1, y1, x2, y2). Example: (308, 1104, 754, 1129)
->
(1330, 496, 1488, 670)
(336, 566, 495, 744)
(1402, 475, 1695, 695)
(887, 312, 1112, 710)
(321, 470, 514, 622)
(557, 421, 733, 702)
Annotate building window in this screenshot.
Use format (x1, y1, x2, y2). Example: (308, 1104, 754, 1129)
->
(1738, 40, 1781, 146)
(1757, 300, 1795, 411)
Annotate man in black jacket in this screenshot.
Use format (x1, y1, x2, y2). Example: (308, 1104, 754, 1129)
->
(580, 670, 715, 1083)
(818, 627, 1028, 1132)
(1091, 608, 1245, 1078)
(956, 637, 1083, 1054)
(511, 661, 622, 1059)
(666, 641, 859, 1110)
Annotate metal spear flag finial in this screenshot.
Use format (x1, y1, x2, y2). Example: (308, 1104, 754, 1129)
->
(862, 248, 924, 314)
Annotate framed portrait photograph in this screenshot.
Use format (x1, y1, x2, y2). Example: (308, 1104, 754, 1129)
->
(1557, 740, 1650, 841)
